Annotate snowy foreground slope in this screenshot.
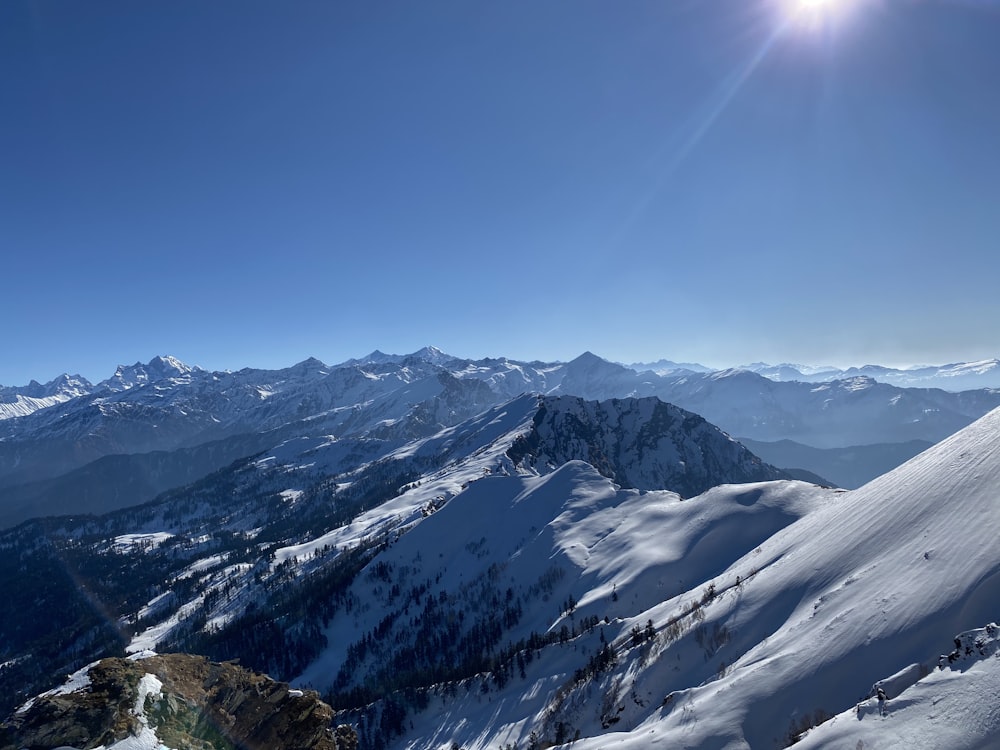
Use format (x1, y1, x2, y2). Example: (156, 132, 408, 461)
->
(331, 407, 1000, 749)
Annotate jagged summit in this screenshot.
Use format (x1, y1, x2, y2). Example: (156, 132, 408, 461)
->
(289, 356, 329, 373)
(1, 373, 91, 400)
(102, 355, 199, 391)
(508, 395, 785, 496)
(346, 345, 455, 367)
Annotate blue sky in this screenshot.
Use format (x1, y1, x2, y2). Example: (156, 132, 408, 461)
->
(2, 0, 999, 385)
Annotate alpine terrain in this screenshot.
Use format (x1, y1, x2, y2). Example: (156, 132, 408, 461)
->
(0, 348, 997, 749)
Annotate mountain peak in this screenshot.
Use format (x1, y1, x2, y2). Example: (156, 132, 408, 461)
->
(410, 345, 455, 365)
(291, 356, 328, 370)
(146, 355, 197, 375)
(570, 350, 605, 365)
(508, 394, 785, 496)
(102, 355, 198, 391)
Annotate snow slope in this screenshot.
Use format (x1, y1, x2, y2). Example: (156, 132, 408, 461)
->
(357, 406, 1000, 749)
(796, 623, 1000, 750)
(583, 403, 1000, 748)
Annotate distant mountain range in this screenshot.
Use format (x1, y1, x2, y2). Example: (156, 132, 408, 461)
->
(1, 349, 998, 526)
(628, 356, 1000, 391)
(5, 350, 997, 426)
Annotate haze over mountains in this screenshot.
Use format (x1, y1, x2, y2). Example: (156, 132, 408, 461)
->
(1, 347, 999, 749)
(629, 357, 1000, 392)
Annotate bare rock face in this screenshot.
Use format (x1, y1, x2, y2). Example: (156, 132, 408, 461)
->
(1, 653, 357, 750)
(507, 395, 786, 497)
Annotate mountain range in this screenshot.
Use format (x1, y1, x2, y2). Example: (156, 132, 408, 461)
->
(1, 348, 999, 749)
(2, 349, 999, 530)
(628, 356, 1000, 391)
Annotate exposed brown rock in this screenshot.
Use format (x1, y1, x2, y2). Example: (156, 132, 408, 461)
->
(1, 653, 356, 750)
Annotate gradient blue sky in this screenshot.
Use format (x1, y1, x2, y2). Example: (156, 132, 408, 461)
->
(2, 0, 999, 385)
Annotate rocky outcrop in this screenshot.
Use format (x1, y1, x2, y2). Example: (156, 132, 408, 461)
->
(1, 653, 356, 750)
(507, 395, 787, 497)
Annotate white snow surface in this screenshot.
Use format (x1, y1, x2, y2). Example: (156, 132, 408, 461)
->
(112, 532, 174, 553)
(796, 624, 1000, 749)
(311, 406, 1000, 749)
(563, 406, 1000, 749)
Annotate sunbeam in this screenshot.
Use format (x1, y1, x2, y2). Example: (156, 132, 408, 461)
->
(607, 16, 791, 249)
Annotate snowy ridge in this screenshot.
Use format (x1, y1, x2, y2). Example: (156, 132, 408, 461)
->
(622, 404, 1000, 748)
(102, 355, 201, 391)
(3, 350, 999, 503)
(112, 394, 784, 661)
(0, 373, 91, 420)
(320, 405, 1000, 749)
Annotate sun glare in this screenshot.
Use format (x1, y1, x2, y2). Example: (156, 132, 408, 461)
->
(785, 0, 855, 29)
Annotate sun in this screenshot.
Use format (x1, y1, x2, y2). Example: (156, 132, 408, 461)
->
(784, 0, 855, 28)
(794, 0, 838, 14)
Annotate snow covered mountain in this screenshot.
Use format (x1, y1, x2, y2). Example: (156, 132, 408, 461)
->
(308, 404, 1000, 749)
(0, 355, 505, 514)
(0, 392, 786, 720)
(2, 365, 999, 749)
(0, 372, 92, 420)
(737, 359, 1000, 391)
(539, 402, 1000, 749)
(507, 395, 783, 497)
(654, 369, 1000, 448)
(2, 349, 999, 530)
(101, 355, 202, 392)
